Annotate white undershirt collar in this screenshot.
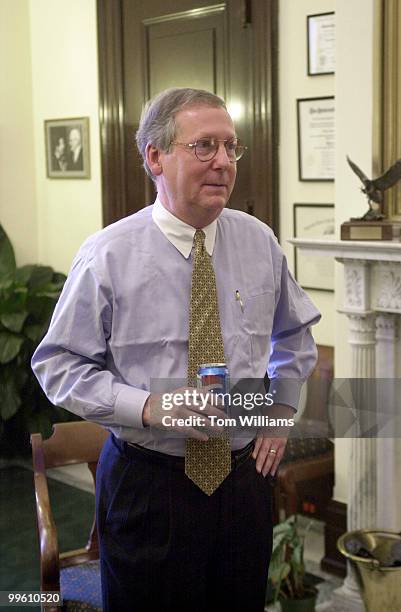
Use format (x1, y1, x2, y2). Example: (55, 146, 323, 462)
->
(152, 196, 217, 258)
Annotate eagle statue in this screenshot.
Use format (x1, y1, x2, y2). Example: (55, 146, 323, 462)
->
(346, 155, 401, 220)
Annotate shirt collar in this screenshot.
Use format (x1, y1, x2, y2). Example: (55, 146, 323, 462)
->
(152, 196, 217, 258)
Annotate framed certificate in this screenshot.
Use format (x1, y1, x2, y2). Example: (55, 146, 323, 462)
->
(307, 12, 335, 76)
(297, 97, 335, 181)
(294, 204, 335, 292)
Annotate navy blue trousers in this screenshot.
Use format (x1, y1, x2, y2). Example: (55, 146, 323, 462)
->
(96, 435, 272, 612)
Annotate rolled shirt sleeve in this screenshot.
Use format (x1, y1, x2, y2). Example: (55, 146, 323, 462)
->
(31, 252, 149, 430)
(268, 251, 321, 410)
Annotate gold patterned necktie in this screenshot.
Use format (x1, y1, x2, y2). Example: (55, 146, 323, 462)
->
(185, 229, 231, 495)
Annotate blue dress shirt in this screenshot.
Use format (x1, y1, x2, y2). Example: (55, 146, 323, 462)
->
(32, 199, 321, 455)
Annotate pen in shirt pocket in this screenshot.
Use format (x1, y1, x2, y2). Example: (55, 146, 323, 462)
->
(235, 289, 244, 312)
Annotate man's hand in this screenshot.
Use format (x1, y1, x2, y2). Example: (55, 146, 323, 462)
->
(252, 403, 295, 477)
(142, 387, 227, 440)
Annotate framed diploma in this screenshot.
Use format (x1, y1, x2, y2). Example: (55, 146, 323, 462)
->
(297, 97, 335, 181)
(307, 12, 335, 76)
(294, 204, 335, 292)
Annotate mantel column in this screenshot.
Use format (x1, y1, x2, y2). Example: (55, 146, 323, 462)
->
(320, 260, 376, 612)
(347, 312, 376, 379)
(376, 313, 400, 530)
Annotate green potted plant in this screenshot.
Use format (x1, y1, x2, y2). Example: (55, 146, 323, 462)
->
(268, 515, 318, 612)
(0, 223, 75, 456)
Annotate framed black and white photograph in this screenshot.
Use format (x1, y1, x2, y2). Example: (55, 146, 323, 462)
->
(307, 12, 335, 76)
(297, 97, 335, 181)
(294, 204, 335, 292)
(45, 117, 90, 179)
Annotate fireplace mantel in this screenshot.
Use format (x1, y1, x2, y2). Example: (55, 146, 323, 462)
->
(288, 238, 401, 315)
(288, 238, 401, 262)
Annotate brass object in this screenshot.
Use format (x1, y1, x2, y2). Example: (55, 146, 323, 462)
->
(338, 529, 401, 612)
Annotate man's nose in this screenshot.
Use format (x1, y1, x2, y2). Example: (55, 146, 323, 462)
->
(212, 143, 232, 167)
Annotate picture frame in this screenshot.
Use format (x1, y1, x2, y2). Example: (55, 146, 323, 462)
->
(44, 117, 90, 179)
(293, 203, 335, 292)
(297, 97, 335, 182)
(307, 12, 335, 76)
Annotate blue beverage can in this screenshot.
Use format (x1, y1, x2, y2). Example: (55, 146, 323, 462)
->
(197, 363, 229, 394)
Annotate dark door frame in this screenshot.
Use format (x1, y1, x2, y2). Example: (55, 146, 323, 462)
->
(97, 0, 279, 234)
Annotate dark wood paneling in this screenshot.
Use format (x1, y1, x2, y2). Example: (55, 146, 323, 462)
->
(250, 0, 279, 230)
(97, 0, 127, 227)
(145, 15, 225, 97)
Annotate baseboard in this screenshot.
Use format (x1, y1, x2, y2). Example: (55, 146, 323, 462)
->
(321, 499, 347, 577)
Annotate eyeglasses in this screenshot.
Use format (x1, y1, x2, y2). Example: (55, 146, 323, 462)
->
(170, 137, 247, 162)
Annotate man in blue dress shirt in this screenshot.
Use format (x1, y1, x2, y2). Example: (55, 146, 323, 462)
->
(32, 88, 320, 611)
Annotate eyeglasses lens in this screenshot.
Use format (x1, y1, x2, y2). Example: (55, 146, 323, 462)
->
(195, 139, 245, 162)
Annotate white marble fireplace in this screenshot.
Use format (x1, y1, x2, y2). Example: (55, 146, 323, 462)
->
(289, 238, 401, 612)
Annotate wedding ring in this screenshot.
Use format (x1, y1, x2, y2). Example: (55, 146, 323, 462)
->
(269, 449, 277, 454)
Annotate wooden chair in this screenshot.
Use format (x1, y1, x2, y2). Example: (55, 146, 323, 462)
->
(273, 346, 335, 523)
(31, 421, 109, 611)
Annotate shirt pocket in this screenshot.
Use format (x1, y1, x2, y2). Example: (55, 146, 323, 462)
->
(233, 290, 275, 334)
(232, 290, 275, 371)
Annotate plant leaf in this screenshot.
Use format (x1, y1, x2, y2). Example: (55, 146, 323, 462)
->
(292, 542, 303, 568)
(0, 311, 28, 333)
(28, 266, 54, 290)
(272, 530, 291, 552)
(35, 289, 62, 299)
(24, 322, 49, 343)
(52, 272, 67, 284)
(0, 377, 21, 420)
(0, 279, 13, 291)
(273, 522, 293, 537)
(15, 265, 37, 285)
(0, 332, 24, 364)
(271, 562, 291, 603)
(0, 224, 16, 280)
(0, 284, 28, 316)
(27, 294, 58, 323)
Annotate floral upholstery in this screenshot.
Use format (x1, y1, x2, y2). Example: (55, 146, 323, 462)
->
(60, 560, 102, 611)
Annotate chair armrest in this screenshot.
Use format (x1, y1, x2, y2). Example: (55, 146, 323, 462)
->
(278, 450, 334, 485)
(31, 433, 60, 592)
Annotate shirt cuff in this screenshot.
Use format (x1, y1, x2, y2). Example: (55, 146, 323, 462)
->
(269, 378, 304, 412)
(114, 385, 150, 429)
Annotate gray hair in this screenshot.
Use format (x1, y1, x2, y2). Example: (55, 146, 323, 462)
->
(136, 87, 227, 179)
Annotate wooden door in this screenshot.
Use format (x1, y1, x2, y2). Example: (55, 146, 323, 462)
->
(98, 0, 278, 232)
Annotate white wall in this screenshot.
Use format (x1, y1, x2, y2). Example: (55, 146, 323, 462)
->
(332, 0, 377, 503)
(0, 0, 38, 265)
(279, 0, 336, 348)
(29, 0, 102, 274)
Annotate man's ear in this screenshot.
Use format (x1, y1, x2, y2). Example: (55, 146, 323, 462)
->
(146, 144, 163, 176)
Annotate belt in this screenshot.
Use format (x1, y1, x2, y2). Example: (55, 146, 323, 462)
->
(114, 436, 255, 472)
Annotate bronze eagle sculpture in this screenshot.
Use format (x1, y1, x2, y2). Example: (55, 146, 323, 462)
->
(346, 155, 401, 220)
